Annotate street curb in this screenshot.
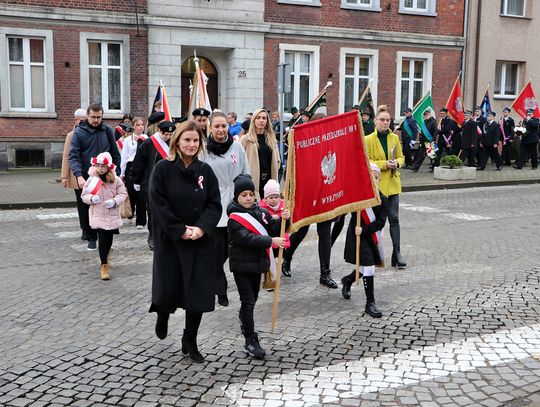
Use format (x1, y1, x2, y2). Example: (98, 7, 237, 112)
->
(402, 178, 540, 192)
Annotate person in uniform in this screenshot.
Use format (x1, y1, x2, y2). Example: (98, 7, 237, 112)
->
(192, 108, 211, 136)
(474, 107, 487, 167)
(513, 109, 539, 170)
(287, 107, 300, 128)
(436, 108, 459, 165)
(461, 110, 478, 167)
(400, 108, 419, 169)
(411, 110, 437, 173)
(478, 111, 503, 170)
(499, 107, 515, 166)
(361, 108, 375, 136)
(146, 111, 165, 137)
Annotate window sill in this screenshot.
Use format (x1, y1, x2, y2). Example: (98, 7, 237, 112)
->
(499, 13, 530, 20)
(103, 113, 125, 120)
(341, 5, 382, 12)
(398, 9, 437, 17)
(277, 0, 322, 6)
(494, 95, 517, 100)
(0, 111, 57, 118)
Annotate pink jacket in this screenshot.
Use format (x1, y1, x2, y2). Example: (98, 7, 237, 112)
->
(81, 168, 128, 230)
(259, 199, 284, 218)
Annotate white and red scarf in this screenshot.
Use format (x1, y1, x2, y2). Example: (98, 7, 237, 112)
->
(360, 207, 385, 265)
(150, 133, 170, 159)
(85, 176, 104, 195)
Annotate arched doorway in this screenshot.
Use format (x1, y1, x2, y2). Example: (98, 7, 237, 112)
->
(181, 56, 218, 116)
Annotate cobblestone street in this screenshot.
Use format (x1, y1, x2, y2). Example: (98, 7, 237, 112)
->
(0, 184, 539, 407)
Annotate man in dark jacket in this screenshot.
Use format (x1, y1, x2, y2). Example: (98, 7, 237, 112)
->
(411, 110, 437, 172)
(436, 108, 459, 164)
(68, 103, 121, 250)
(478, 111, 502, 170)
(400, 108, 419, 168)
(513, 109, 539, 170)
(500, 107, 515, 166)
(461, 110, 478, 167)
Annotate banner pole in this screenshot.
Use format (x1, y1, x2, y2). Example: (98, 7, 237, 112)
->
(355, 211, 361, 285)
(271, 130, 293, 334)
(356, 84, 370, 106)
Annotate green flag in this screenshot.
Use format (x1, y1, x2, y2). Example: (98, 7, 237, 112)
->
(412, 93, 436, 142)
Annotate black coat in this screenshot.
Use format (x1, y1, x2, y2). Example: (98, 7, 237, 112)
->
(148, 157, 222, 314)
(483, 121, 502, 146)
(522, 117, 539, 144)
(461, 119, 478, 148)
(130, 137, 166, 190)
(438, 116, 459, 147)
(422, 117, 437, 143)
(362, 120, 375, 136)
(500, 116, 515, 143)
(344, 193, 388, 266)
(227, 201, 281, 274)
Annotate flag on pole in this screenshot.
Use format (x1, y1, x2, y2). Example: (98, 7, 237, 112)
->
(287, 111, 380, 231)
(291, 82, 331, 128)
(412, 92, 436, 143)
(445, 74, 465, 126)
(188, 57, 212, 116)
(357, 84, 375, 118)
(479, 88, 492, 117)
(511, 81, 540, 118)
(152, 83, 172, 122)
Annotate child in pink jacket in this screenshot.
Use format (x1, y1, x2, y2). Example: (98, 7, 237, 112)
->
(81, 152, 127, 280)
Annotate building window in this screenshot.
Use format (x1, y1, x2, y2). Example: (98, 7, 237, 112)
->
(279, 44, 320, 114)
(399, 0, 436, 15)
(341, 0, 381, 11)
(395, 52, 432, 118)
(0, 28, 55, 116)
(80, 33, 130, 117)
(500, 0, 525, 17)
(495, 62, 519, 97)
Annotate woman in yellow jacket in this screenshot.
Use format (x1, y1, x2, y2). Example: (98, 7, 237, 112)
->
(364, 105, 406, 268)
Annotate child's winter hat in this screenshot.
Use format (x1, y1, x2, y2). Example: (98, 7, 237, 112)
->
(91, 152, 116, 171)
(263, 179, 280, 198)
(233, 175, 255, 201)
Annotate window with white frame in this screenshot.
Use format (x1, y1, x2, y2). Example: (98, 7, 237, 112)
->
(500, 0, 525, 17)
(80, 33, 130, 116)
(396, 52, 432, 118)
(399, 0, 436, 15)
(283, 51, 316, 113)
(341, 0, 381, 11)
(344, 55, 371, 111)
(0, 28, 55, 115)
(495, 61, 519, 97)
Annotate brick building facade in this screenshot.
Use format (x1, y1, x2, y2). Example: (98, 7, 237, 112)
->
(0, 1, 147, 169)
(263, 0, 465, 121)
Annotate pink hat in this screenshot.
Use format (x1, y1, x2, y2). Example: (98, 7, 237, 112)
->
(370, 162, 381, 174)
(91, 152, 116, 171)
(263, 179, 281, 198)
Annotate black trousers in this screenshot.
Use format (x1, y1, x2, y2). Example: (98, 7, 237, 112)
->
(214, 227, 229, 296)
(97, 229, 115, 264)
(434, 145, 452, 167)
(285, 220, 332, 270)
(516, 142, 539, 168)
(479, 145, 502, 169)
(402, 141, 413, 167)
(461, 147, 476, 167)
(74, 188, 85, 231)
(501, 143, 512, 165)
(233, 272, 261, 338)
(125, 163, 146, 226)
(412, 146, 426, 170)
(78, 187, 98, 241)
(142, 189, 152, 243)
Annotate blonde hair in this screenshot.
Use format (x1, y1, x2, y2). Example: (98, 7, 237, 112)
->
(376, 105, 389, 116)
(167, 120, 204, 162)
(245, 108, 278, 150)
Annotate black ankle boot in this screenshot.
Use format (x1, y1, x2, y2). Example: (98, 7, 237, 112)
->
(320, 268, 338, 289)
(244, 333, 266, 360)
(341, 275, 353, 300)
(282, 257, 291, 277)
(155, 312, 169, 340)
(363, 276, 382, 318)
(391, 245, 406, 268)
(181, 330, 204, 363)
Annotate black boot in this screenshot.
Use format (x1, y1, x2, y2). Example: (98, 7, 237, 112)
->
(341, 270, 362, 300)
(244, 333, 266, 360)
(181, 329, 204, 363)
(320, 268, 338, 289)
(363, 276, 382, 318)
(391, 245, 406, 268)
(155, 312, 169, 340)
(282, 256, 291, 277)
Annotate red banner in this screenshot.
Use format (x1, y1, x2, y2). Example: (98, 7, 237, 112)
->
(511, 81, 540, 119)
(287, 111, 380, 232)
(445, 76, 465, 126)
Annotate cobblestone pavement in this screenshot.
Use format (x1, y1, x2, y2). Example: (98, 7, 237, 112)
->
(0, 185, 539, 406)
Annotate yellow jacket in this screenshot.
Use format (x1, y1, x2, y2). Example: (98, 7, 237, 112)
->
(364, 130, 405, 197)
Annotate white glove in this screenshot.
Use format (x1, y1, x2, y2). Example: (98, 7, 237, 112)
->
(90, 195, 101, 204)
(104, 199, 115, 209)
(134, 184, 141, 192)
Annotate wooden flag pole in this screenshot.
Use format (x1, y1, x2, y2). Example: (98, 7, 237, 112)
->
(356, 84, 371, 107)
(355, 211, 361, 285)
(270, 133, 293, 334)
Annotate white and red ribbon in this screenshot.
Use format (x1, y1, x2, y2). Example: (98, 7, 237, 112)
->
(85, 176, 104, 195)
(150, 133, 170, 159)
(117, 138, 124, 151)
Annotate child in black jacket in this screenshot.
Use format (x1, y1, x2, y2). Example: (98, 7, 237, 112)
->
(227, 175, 289, 359)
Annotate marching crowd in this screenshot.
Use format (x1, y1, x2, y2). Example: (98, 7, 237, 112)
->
(61, 98, 536, 363)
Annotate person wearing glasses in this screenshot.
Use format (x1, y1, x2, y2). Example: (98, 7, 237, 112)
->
(69, 103, 121, 251)
(364, 105, 406, 269)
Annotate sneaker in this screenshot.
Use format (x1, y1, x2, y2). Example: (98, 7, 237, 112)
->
(136, 225, 144, 230)
(244, 333, 266, 360)
(87, 240, 97, 251)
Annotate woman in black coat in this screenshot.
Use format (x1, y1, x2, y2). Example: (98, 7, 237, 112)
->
(148, 120, 221, 363)
(341, 163, 388, 318)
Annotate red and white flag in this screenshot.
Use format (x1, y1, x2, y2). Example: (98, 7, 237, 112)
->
(150, 134, 170, 159)
(188, 57, 212, 116)
(287, 111, 380, 231)
(445, 74, 465, 126)
(85, 176, 103, 195)
(511, 81, 540, 118)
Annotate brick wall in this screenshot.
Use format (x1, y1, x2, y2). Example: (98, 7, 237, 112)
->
(0, 0, 146, 13)
(263, 37, 462, 117)
(0, 21, 148, 141)
(265, 0, 464, 37)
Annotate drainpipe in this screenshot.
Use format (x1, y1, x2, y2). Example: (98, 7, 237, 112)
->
(473, 0, 482, 107)
(461, 0, 469, 91)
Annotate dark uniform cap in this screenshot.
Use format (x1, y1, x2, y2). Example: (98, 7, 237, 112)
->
(172, 116, 188, 124)
(119, 122, 133, 133)
(352, 104, 361, 110)
(402, 107, 412, 114)
(192, 108, 211, 117)
(290, 107, 299, 114)
(157, 121, 176, 133)
(526, 108, 535, 114)
(148, 111, 165, 125)
(241, 119, 251, 131)
(503, 107, 511, 113)
(440, 108, 448, 113)
(488, 111, 496, 117)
